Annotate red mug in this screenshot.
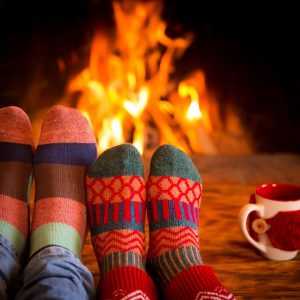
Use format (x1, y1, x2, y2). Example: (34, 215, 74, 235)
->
(239, 183, 300, 260)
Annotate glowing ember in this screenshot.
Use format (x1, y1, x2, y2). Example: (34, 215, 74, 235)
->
(67, 0, 214, 155)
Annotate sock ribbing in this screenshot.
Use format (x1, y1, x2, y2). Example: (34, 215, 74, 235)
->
(0, 106, 33, 257)
(30, 105, 97, 258)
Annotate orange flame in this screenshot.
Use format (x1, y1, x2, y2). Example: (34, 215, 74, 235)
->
(67, 1, 213, 155)
(178, 83, 202, 121)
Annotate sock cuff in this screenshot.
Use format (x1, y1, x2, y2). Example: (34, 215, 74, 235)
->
(164, 265, 235, 300)
(99, 266, 158, 300)
(0, 221, 26, 257)
(30, 222, 83, 258)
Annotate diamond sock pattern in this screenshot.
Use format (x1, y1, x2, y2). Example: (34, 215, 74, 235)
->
(147, 176, 202, 226)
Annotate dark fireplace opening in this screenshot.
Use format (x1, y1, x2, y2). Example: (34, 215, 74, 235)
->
(1, 0, 299, 154)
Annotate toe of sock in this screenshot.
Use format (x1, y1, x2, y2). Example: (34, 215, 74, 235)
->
(38, 105, 96, 144)
(88, 143, 144, 178)
(0, 106, 33, 146)
(150, 144, 201, 182)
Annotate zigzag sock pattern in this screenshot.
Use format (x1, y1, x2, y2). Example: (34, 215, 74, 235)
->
(147, 175, 203, 286)
(30, 105, 97, 258)
(86, 144, 158, 300)
(0, 106, 33, 257)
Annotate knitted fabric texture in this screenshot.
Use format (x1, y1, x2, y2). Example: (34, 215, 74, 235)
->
(248, 195, 300, 251)
(146, 144, 235, 300)
(0, 106, 34, 257)
(266, 210, 300, 251)
(86, 144, 158, 300)
(30, 105, 97, 258)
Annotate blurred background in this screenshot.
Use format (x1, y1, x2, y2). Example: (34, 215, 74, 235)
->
(1, 0, 299, 154)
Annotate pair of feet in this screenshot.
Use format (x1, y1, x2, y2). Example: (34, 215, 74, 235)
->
(86, 141, 203, 298)
(85, 124, 234, 299)
(0, 105, 233, 299)
(0, 105, 97, 262)
(0, 105, 201, 273)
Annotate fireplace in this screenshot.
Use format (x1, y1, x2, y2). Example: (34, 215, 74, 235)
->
(1, 0, 299, 155)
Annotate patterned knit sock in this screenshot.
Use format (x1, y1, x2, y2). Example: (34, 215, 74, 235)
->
(30, 105, 97, 259)
(86, 144, 158, 299)
(147, 144, 235, 300)
(0, 107, 33, 259)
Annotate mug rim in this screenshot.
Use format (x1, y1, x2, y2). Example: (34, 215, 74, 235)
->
(256, 182, 300, 201)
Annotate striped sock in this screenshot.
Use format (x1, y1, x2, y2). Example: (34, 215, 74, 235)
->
(30, 105, 97, 259)
(86, 144, 157, 299)
(147, 145, 235, 300)
(0, 107, 33, 259)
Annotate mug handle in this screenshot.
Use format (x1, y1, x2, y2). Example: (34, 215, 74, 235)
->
(239, 203, 267, 253)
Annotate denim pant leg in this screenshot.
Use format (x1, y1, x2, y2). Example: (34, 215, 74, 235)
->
(0, 234, 22, 300)
(16, 246, 96, 300)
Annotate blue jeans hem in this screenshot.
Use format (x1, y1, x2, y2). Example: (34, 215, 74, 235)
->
(0, 233, 18, 260)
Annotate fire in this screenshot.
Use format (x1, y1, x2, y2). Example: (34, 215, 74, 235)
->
(178, 83, 202, 121)
(67, 0, 214, 155)
(123, 85, 148, 118)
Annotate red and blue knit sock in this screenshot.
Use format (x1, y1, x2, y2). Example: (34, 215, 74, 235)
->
(30, 105, 97, 258)
(0, 107, 33, 259)
(147, 144, 235, 300)
(86, 144, 158, 299)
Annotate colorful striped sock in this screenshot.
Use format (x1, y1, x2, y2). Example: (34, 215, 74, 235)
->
(147, 144, 235, 300)
(86, 144, 157, 299)
(0, 106, 33, 258)
(30, 105, 97, 259)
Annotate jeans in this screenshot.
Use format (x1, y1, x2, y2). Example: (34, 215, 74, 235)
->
(0, 234, 95, 300)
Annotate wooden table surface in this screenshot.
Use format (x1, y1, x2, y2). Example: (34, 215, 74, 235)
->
(79, 153, 300, 299)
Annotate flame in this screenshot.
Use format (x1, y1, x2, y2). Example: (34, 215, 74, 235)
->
(187, 100, 202, 120)
(124, 86, 148, 118)
(97, 118, 124, 153)
(178, 83, 202, 121)
(67, 1, 213, 155)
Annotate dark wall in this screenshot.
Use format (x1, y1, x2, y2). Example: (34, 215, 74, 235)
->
(163, 1, 300, 153)
(0, 0, 91, 108)
(0, 0, 299, 153)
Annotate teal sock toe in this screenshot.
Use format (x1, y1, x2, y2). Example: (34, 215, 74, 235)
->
(150, 144, 201, 182)
(88, 143, 144, 178)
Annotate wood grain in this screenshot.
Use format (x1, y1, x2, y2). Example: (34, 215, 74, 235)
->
(199, 184, 300, 299)
(82, 183, 300, 299)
